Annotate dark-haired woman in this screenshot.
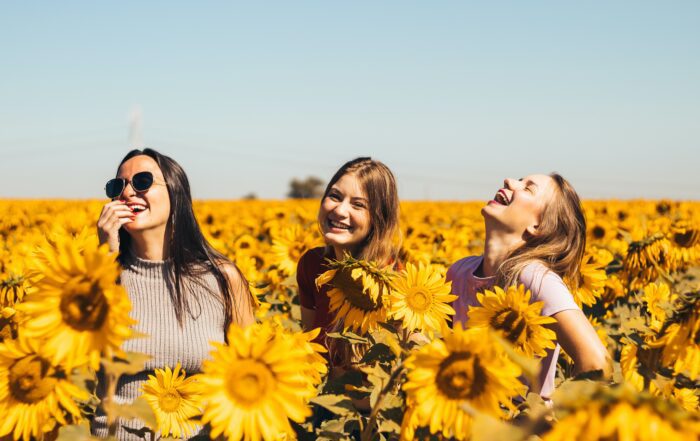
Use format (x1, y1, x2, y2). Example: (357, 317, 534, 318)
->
(92, 149, 255, 440)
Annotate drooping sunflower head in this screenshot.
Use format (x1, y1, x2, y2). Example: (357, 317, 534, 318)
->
(623, 230, 672, 289)
(468, 284, 557, 358)
(15, 234, 135, 370)
(141, 362, 202, 439)
(199, 320, 325, 441)
(389, 262, 457, 336)
(668, 219, 700, 270)
(316, 255, 394, 334)
(0, 257, 32, 308)
(566, 248, 612, 307)
(0, 336, 88, 441)
(648, 290, 700, 379)
(402, 325, 525, 440)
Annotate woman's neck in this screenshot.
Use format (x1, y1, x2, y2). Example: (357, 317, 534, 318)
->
(332, 245, 357, 261)
(130, 231, 170, 261)
(481, 227, 523, 278)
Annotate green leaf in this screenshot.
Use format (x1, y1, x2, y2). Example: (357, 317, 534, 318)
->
(318, 417, 354, 440)
(377, 418, 401, 434)
(469, 412, 526, 441)
(359, 343, 395, 364)
(310, 394, 359, 417)
(361, 364, 391, 408)
(56, 423, 105, 441)
(323, 369, 365, 395)
(101, 352, 152, 378)
(326, 331, 370, 344)
(102, 396, 157, 429)
(492, 333, 540, 389)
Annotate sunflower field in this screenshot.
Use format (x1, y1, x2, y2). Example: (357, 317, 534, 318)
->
(0, 199, 699, 441)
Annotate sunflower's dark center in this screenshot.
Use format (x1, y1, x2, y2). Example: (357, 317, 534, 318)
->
(226, 359, 274, 406)
(334, 268, 382, 311)
(407, 288, 432, 312)
(159, 390, 182, 412)
(490, 308, 527, 343)
(592, 225, 606, 239)
(9, 355, 57, 404)
(674, 230, 699, 248)
(60, 280, 109, 331)
(437, 352, 487, 400)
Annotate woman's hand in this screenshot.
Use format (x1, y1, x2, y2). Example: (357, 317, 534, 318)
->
(97, 201, 134, 253)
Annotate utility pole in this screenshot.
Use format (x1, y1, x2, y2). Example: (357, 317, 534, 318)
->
(128, 105, 143, 149)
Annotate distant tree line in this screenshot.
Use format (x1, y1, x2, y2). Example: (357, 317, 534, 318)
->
(287, 176, 325, 199)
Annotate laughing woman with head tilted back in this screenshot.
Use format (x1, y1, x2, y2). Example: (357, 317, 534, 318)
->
(448, 173, 610, 399)
(92, 149, 255, 440)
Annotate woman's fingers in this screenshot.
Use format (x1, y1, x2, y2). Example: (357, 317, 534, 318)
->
(97, 201, 134, 252)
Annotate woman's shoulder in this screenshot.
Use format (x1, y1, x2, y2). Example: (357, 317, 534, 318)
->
(519, 261, 564, 287)
(446, 255, 482, 280)
(519, 261, 579, 315)
(297, 246, 328, 270)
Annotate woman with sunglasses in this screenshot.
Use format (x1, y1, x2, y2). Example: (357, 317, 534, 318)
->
(92, 148, 255, 440)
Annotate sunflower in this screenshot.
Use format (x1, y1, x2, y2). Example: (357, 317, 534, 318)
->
(623, 231, 672, 289)
(648, 290, 700, 379)
(316, 256, 394, 334)
(0, 259, 32, 308)
(587, 217, 616, 245)
(568, 249, 612, 307)
(14, 234, 134, 370)
(641, 282, 675, 331)
(541, 382, 699, 441)
(467, 284, 557, 358)
(389, 262, 457, 336)
(668, 219, 700, 270)
(402, 325, 525, 440)
(141, 362, 202, 439)
(270, 225, 322, 277)
(0, 336, 89, 441)
(199, 320, 325, 441)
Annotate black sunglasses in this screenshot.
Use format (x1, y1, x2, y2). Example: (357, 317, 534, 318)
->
(105, 171, 158, 199)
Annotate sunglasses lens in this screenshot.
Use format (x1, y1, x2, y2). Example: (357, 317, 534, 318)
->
(132, 172, 154, 192)
(105, 179, 124, 198)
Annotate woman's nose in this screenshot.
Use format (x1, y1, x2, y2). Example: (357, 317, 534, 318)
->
(332, 200, 350, 217)
(503, 178, 515, 189)
(122, 181, 137, 198)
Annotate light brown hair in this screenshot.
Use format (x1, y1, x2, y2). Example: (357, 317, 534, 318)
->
(321, 157, 402, 266)
(497, 173, 587, 289)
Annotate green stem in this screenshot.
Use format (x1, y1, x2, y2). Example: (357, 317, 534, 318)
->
(360, 364, 404, 441)
(105, 371, 119, 437)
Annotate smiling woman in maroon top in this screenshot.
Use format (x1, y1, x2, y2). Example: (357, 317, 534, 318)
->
(296, 157, 401, 353)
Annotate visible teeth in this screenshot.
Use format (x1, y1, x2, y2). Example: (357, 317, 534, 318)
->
(495, 192, 509, 205)
(329, 220, 350, 230)
(130, 205, 147, 212)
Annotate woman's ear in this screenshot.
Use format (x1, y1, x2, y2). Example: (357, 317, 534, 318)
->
(525, 223, 539, 239)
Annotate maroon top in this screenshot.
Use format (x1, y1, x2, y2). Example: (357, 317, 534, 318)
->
(297, 247, 334, 346)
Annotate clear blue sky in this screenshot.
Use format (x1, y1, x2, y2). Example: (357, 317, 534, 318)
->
(1, 1, 698, 200)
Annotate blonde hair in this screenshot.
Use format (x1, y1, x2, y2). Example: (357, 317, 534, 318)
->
(321, 157, 402, 266)
(497, 173, 587, 290)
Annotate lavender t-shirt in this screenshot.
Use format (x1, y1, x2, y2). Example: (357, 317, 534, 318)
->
(446, 255, 579, 398)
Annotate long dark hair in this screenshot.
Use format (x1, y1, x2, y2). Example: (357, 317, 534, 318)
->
(116, 148, 251, 332)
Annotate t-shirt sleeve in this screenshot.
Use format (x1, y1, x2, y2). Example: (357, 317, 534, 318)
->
(296, 250, 318, 309)
(519, 263, 579, 317)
